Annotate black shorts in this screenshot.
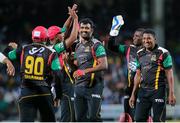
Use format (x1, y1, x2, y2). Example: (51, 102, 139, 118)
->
(18, 86, 56, 122)
(135, 86, 166, 122)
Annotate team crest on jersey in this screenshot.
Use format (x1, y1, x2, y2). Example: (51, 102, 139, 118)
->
(151, 55, 156, 61)
(84, 46, 90, 52)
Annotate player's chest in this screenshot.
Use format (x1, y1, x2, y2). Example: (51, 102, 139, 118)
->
(139, 51, 162, 67)
(76, 44, 93, 60)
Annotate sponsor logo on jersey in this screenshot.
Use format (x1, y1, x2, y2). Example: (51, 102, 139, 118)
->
(29, 47, 45, 55)
(151, 55, 156, 61)
(155, 98, 164, 103)
(91, 94, 101, 98)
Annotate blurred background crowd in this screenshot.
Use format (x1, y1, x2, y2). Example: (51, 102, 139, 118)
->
(0, 0, 180, 121)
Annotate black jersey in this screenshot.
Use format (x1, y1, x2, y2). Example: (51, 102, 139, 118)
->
(136, 44, 173, 89)
(7, 43, 60, 87)
(6, 42, 63, 99)
(118, 44, 142, 88)
(75, 38, 106, 87)
(107, 37, 142, 90)
(60, 53, 76, 82)
(20, 43, 55, 84)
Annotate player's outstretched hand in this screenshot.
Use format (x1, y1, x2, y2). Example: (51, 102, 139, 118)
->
(68, 7, 78, 20)
(71, 4, 78, 12)
(68, 4, 78, 16)
(109, 15, 124, 36)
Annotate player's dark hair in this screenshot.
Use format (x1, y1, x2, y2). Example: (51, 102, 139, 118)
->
(143, 28, 156, 38)
(135, 28, 145, 33)
(79, 18, 95, 29)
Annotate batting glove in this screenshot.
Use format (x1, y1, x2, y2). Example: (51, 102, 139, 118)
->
(109, 15, 124, 36)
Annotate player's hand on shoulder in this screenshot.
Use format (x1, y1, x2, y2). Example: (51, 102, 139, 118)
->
(8, 42, 18, 49)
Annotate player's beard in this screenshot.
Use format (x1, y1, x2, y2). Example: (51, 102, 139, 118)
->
(80, 32, 91, 40)
(145, 42, 155, 51)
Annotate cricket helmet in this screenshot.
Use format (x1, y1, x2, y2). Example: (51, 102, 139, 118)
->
(47, 26, 66, 41)
(32, 26, 48, 42)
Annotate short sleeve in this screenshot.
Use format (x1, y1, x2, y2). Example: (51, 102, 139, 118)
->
(163, 52, 173, 69)
(95, 44, 106, 58)
(54, 42, 66, 54)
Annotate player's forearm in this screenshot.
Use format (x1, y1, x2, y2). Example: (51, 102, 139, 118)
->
(131, 83, 139, 97)
(64, 4, 77, 31)
(84, 64, 106, 74)
(63, 16, 73, 39)
(85, 57, 108, 74)
(65, 18, 78, 49)
(63, 16, 72, 30)
(53, 71, 63, 99)
(73, 60, 78, 66)
(0, 52, 7, 63)
(2, 58, 10, 64)
(166, 69, 175, 95)
(131, 70, 141, 96)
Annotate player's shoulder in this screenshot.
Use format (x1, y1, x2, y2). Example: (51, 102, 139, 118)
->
(130, 44, 136, 48)
(22, 43, 29, 48)
(46, 45, 56, 53)
(129, 44, 138, 50)
(92, 38, 104, 51)
(75, 39, 81, 49)
(92, 38, 102, 45)
(137, 47, 145, 54)
(158, 46, 169, 53)
(24, 43, 43, 47)
(22, 43, 33, 50)
(25, 43, 55, 53)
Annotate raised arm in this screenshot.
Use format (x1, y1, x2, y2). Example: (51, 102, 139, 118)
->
(106, 15, 125, 54)
(63, 4, 78, 39)
(106, 36, 119, 53)
(64, 9, 78, 49)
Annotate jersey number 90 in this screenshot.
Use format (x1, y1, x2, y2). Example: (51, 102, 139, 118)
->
(25, 56, 44, 75)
